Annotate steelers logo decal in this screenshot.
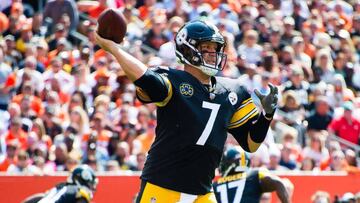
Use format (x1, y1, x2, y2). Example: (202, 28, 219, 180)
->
(81, 170, 92, 181)
(176, 28, 187, 45)
(180, 83, 194, 97)
(229, 92, 238, 105)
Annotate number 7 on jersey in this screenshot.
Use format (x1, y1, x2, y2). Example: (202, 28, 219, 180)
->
(196, 101, 220, 146)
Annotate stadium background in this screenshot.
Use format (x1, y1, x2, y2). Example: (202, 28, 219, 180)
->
(0, 0, 360, 202)
(0, 172, 359, 203)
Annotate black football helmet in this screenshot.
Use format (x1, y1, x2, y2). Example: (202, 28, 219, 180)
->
(175, 20, 227, 76)
(219, 146, 250, 177)
(68, 165, 98, 191)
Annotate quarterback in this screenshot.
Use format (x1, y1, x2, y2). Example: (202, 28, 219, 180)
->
(95, 20, 278, 203)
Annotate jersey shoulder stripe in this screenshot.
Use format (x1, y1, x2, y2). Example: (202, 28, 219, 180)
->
(229, 99, 258, 126)
(213, 78, 259, 129)
(136, 66, 173, 105)
(76, 187, 92, 202)
(228, 107, 258, 129)
(155, 74, 173, 107)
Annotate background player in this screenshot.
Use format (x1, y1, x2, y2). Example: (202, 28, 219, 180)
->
(213, 146, 290, 203)
(22, 165, 98, 203)
(95, 19, 278, 203)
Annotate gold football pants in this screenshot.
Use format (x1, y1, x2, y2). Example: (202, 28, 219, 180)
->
(137, 181, 217, 203)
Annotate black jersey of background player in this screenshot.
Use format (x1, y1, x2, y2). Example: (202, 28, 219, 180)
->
(140, 68, 259, 195)
(213, 169, 268, 203)
(37, 183, 92, 203)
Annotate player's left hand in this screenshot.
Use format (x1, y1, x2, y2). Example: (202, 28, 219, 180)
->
(254, 83, 278, 115)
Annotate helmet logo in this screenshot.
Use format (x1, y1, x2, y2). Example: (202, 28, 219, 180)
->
(81, 170, 92, 181)
(176, 28, 187, 45)
(179, 83, 194, 97)
(228, 92, 238, 105)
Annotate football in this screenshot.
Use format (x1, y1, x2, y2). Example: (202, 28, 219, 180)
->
(97, 8, 127, 44)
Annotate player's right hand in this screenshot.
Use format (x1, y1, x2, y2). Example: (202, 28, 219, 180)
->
(94, 31, 117, 53)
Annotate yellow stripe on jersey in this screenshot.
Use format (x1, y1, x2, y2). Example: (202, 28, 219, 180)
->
(228, 107, 259, 129)
(155, 76, 173, 107)
(136, 87, 152, 102)
(241, 97, 252, 105)
(247, 133, 261, 152)
(76, 188, 91, 202)
(240, 150, 246, 168)
(136, 76, 173, 106)
(228, 99, 258, 126)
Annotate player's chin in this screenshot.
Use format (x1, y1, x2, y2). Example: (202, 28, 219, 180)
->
(204, 61, 216, 66)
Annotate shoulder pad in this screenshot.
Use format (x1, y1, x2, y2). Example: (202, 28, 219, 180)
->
(215, 76, 246, 93)
(76, 186, 92, 202)
(55, 182, 67, 189)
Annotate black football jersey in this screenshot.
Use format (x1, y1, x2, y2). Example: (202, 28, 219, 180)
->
(213, 169, 266, 203)
(38, 183, 92, 203)
(140, 68, 259, 195)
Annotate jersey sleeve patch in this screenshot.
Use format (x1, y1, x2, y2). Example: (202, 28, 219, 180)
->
(76, 188, 92, 202)
(228, 98, 259, 129)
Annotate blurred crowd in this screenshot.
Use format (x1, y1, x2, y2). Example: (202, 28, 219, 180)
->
(0, 0, 360, 178)
(310, 190, 360, 203)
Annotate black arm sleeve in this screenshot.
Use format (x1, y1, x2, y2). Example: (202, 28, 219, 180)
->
(260, 176, 290, 203)
(134, 69, 169, 103)
(228, 113, 272, 152)
(21, 193, 45, 203)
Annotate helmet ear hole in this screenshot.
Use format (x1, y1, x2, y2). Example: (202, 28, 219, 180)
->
(181, 45, 202, 66)
(191, 51, 202, 66)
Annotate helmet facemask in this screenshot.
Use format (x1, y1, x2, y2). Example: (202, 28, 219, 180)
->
(196, 42, 227, 76)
